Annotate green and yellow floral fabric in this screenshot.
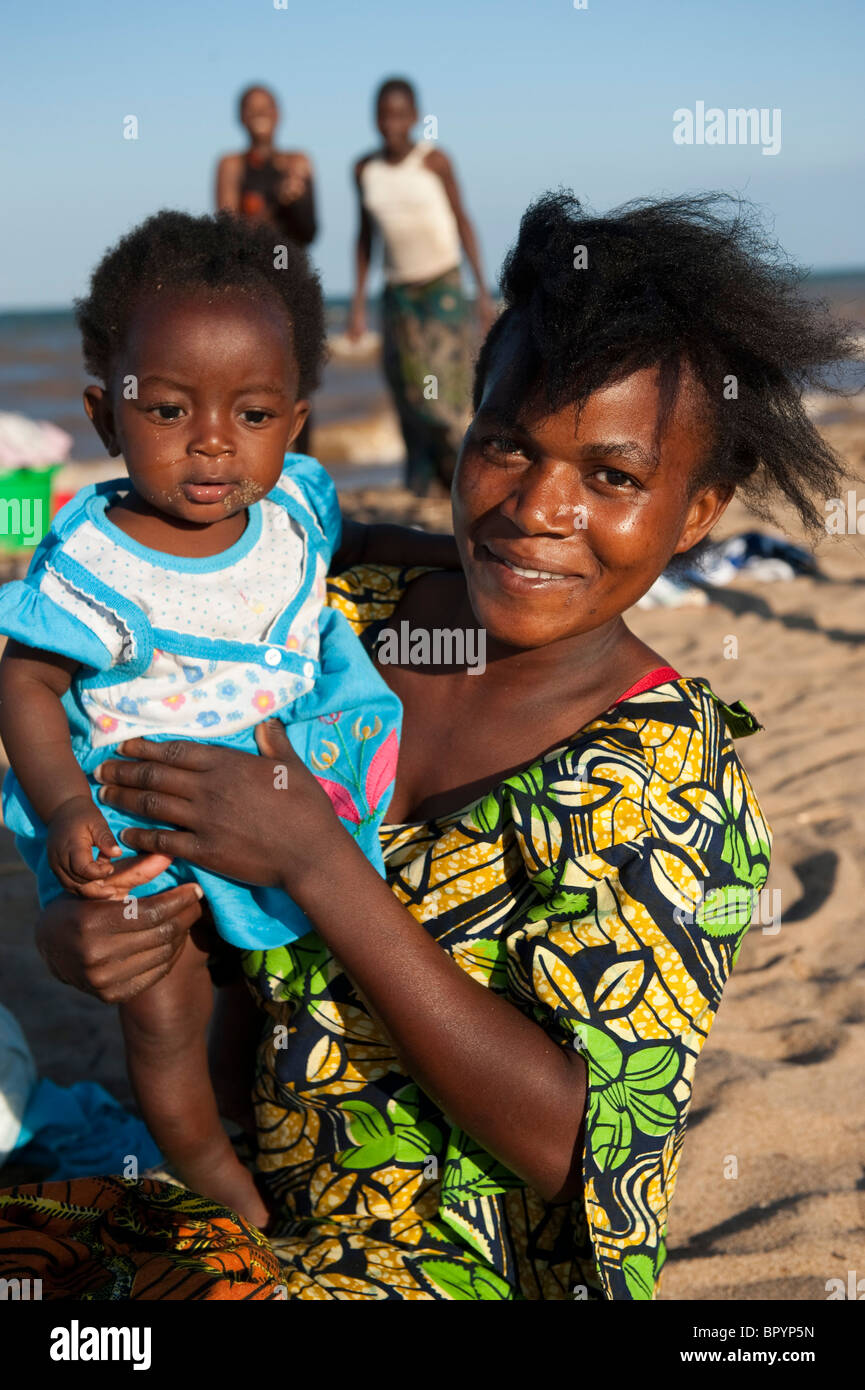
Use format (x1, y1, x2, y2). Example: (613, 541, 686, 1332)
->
(243, 563, 773, 1300)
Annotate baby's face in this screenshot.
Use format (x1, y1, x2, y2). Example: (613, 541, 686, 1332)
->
(85, 288, 307, 526)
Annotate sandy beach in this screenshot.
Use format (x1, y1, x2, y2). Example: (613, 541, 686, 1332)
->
(1, 391, 863, 1301)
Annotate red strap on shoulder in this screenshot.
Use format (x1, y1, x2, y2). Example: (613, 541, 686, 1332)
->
(613, 665, 681, 704)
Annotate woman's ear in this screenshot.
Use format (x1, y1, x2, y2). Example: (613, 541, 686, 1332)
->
(83, 385, 122, 458)
(673, 482, 735, 556)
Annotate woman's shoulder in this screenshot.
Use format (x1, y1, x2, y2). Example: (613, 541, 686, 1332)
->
(550, 673, 766, 794)
(326, 562, 436, 637)
(275, 149, 313, 174)
(599, 673, 764, 743)
(494, 673, 771, 862)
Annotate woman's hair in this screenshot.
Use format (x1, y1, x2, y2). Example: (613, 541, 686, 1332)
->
(375, 76, 417, 109)
(237, 83, 277, 117)
(474, 190, 860, 536)
(75, 209, 326, 396)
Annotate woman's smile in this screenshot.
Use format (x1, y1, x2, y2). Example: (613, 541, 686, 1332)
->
(475, 539, 584, 590)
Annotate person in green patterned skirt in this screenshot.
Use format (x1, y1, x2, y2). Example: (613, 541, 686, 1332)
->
(348, 77, 495, 495)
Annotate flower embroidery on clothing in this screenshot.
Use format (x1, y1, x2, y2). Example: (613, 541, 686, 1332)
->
(162, 694, 186, 709)
(181, 663, 204, 684)
(253, 690, 276, 714)
(196, 711, 221, 728)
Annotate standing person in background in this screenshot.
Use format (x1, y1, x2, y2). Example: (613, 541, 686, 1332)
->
(217, 84, 317, 453)
(349, 77, 495, 495)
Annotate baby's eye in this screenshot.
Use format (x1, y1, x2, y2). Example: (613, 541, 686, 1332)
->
(241, 409, 273, 425)
(147, 404, 183, 421)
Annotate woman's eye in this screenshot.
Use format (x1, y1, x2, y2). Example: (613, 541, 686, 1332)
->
(593, 467, 639, 490)
(481, 435, 526, 460)
(147, 405, 183, 421)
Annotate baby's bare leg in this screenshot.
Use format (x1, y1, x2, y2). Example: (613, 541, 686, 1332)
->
(119, 923, 271, 1231)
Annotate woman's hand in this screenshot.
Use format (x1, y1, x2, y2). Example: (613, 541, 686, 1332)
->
(476, 291, 497, 336)
(346, 298, 367, 342)
(35, 855, 204, 1004)
(93, 723, 341, 896)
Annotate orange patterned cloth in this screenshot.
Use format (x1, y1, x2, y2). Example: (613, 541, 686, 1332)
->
(0, 1178, 283, 1300)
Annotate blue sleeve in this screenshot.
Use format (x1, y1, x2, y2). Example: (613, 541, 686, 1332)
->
(0, 577, 115, 671)
(281, 453, 342, 558)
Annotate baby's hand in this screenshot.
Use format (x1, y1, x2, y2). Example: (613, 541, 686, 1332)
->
(46, 795, 125, 898)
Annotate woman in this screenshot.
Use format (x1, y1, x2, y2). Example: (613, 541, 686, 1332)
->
(216, 84, 316, 247)
(0, 193, 853, 1300)
(217, 83, 316, 454)
(348, 77, 495, 496)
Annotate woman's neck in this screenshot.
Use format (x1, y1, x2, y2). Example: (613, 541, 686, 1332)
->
(248, 137, 275, 160)
(382, 139, 414, 164)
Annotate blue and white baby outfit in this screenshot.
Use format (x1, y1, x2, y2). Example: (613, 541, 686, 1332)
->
(0, 454, 402, 947)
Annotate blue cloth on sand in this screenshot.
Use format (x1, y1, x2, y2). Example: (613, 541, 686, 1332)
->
(13, 1079, 162, 1180)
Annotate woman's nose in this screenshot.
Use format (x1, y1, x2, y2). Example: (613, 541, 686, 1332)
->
(501, 458, 584, 535)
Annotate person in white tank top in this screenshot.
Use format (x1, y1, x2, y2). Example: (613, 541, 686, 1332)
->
(348, 77, 495, 495)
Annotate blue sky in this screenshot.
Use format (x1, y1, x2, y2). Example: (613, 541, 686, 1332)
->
(1, 0, 863, 308)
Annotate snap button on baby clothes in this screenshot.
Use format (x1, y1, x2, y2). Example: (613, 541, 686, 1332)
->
(264, 648, 282, 667)
(303, 661, 314, 678)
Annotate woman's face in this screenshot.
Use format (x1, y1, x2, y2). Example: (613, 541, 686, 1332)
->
(452, 316, 732, 651)
(376, 91, 417, 149)
(241, 88, 279, 142)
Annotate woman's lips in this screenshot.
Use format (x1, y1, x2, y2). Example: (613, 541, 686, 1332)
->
(478, 543, 582, 591)
(181, 482, 236, 504)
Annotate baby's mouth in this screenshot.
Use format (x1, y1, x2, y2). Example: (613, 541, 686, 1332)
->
(181, 481, 237, 505)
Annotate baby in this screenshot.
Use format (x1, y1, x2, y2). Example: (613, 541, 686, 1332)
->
(0, 210, 451, 1229)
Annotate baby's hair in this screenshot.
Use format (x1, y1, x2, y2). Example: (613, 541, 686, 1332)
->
(474, 190, 861, 537)
(376, 76, 417, 109)
(75, 209, 326, 396)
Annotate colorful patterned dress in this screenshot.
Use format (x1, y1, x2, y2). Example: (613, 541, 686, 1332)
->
(247, 563, 773, 1300)
(0, 563, 772, 1301)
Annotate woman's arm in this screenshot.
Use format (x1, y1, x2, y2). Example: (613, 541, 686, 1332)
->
(215, 154, 244, 213)
(276, 153, 317, 245)
(347, 157, 375, 341)
(278, 818, 587, 1203)
(332, 518, 459, 573)
(94, 730, 587, 1202)
(424, 148, 496, 332)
